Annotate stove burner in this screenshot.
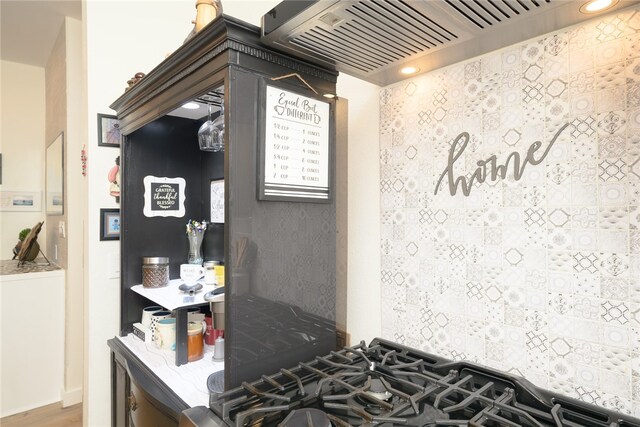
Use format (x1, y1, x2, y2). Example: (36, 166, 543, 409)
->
(364, 377, 392, 401)
(280, 408, 331, 427)
(210, 338, 640, 427)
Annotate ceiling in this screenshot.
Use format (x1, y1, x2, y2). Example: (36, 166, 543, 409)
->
(1, 0, 81, 67)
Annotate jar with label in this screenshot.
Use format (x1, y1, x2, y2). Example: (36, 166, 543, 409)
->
(203, 260, 219, 285)
(142, 257, 170, 288)
(214, 262, 225, 286)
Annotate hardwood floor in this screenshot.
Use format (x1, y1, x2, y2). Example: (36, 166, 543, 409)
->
(1, 402, 82, 427)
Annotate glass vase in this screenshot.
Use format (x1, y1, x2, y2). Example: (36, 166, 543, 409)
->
(187, 231, 204, 265)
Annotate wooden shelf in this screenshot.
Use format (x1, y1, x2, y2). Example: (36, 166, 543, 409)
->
(131, 279, 224, 311)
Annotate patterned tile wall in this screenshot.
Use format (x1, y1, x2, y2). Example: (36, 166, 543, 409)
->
(380, 9, 640, 416)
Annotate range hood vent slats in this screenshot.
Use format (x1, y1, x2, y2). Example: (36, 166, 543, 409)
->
(332, 27, 403, 63)
(471, 0, 503, 23)
(378, 0, 453, 45)
(356, 1, 438, 49)
(390, 0, 458, 41)
(348, 4, 428, 52)
(292, 32, 379, 72)
(289, 40, 372, 72)
(486, 0, 512, 18)
(500, 0, 521, 15)
(345, 18, 418, 58)
(334, 26, 404, 62)
(261, 0, 637, 85)
(309, 27, 390, 68)
(454, 0, 497, 28)
(346, 17, 420, 57)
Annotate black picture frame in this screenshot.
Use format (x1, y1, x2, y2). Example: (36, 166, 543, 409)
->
(97, 113, 121, 147)
(257, 78, 334, 203)
(100, 208, 121, 241)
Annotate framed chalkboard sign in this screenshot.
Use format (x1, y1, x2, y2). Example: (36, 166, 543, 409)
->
(143, 175, 186, 217)
(258, 80, 333, 203)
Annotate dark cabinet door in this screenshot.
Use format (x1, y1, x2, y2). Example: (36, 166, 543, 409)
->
(129, 380, 179, 427)
(109, 339, 186, 427)
(112, 352, 130, 427)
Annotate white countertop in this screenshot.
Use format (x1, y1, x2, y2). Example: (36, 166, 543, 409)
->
(0, 258, 63, 279)
(131, 278, 224, 311)
(117, 333, 224, 408)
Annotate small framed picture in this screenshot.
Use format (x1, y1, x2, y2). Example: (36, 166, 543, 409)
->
(97, 113, 121, 147)
(0, 191, 42, 212)
(100, 208, 121, 241)
(210, 179, 224, 223)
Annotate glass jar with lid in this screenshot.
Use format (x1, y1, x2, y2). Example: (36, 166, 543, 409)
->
(142, 257, 170, 288)
(203, 260, 220, 285)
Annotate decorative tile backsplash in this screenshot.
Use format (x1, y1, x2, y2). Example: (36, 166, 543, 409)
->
(380, 8, 640, 416)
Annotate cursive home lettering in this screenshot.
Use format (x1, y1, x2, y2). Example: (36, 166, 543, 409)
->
(434, 123, 569, 196)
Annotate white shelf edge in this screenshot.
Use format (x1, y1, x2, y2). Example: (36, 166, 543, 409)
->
(130, 278, 223, 311)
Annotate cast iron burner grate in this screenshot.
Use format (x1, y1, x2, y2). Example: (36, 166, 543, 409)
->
(209, 338, 640, 427)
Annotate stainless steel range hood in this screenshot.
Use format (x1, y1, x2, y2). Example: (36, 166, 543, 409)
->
(261, 0, 639, 86)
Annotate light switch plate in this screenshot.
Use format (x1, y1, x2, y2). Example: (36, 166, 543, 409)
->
(108, 252, 120, 279)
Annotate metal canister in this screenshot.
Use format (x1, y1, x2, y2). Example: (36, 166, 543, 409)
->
(142, 257, 170, 288)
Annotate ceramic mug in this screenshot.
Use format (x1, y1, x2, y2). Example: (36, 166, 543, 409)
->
(156, 318, 176, 351)
(141, 305, 163, 329)
(150, 310, 172, 344)
(180, 264, 205, 285)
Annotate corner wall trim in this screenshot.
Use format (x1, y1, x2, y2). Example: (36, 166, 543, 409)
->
(61, 387, 83, 407)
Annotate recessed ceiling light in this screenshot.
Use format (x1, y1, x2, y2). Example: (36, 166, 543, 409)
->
(580, 0, 618, 13)
(323, 93, 336, 99)
(400, 66, 419, 75)
(182, 102, 200, 110)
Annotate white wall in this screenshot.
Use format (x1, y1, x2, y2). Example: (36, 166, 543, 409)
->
(0, 60, 46, 258)
(337, 75, 382, 344)
(83, 2, 195, 425)
(63, 16, 84, 407)
(45, 24, 68, 268)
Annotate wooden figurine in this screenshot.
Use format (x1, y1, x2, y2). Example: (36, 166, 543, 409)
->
(184, 0, 222, 43)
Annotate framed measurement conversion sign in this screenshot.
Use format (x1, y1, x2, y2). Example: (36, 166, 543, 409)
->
(258, 80, 333, 203)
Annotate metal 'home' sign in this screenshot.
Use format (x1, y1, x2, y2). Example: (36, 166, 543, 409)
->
(434, 123, 569, 196)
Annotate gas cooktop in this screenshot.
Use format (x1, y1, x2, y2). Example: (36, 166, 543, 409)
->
(196, 338, 639, 426)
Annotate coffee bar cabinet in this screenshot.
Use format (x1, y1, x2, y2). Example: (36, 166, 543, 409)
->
(107, 16, 339, 427)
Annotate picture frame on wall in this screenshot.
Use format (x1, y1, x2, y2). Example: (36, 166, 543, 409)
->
(210, 179, 224, 223)
(100, 208, 121, 241)
(0, 191, 42, 212)
(257, 79, 333, 203)
(97, 113, 121, 147)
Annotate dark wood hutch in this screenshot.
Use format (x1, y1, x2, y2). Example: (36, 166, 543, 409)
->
(107, 16, 339, 426)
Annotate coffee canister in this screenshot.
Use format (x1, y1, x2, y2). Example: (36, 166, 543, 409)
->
(142, 257, 170, 288)
(187, 321, 205, 362)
